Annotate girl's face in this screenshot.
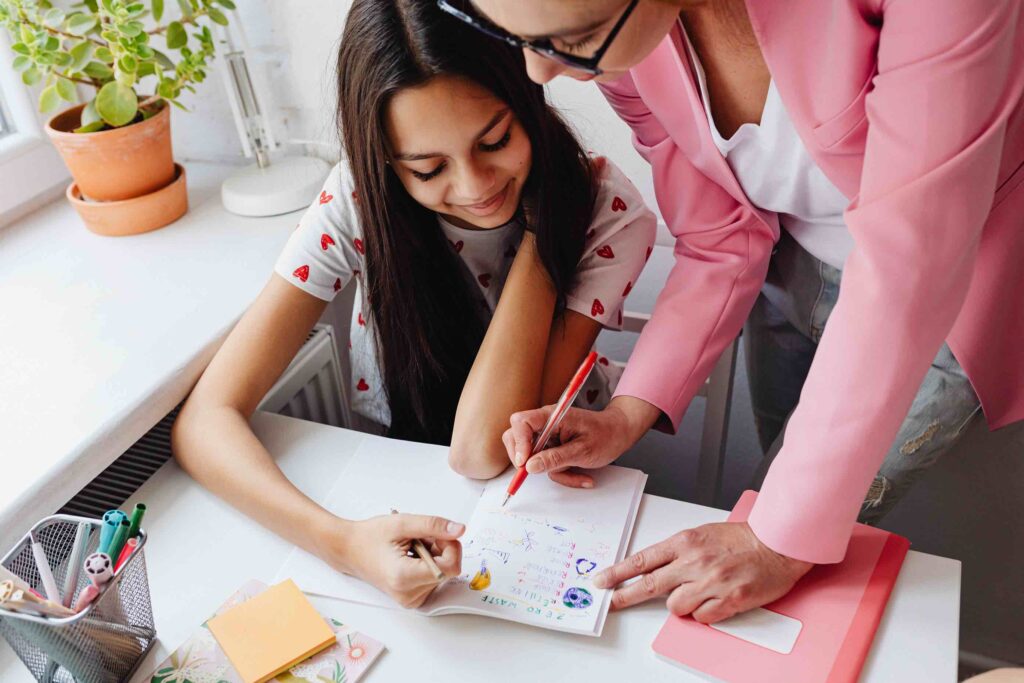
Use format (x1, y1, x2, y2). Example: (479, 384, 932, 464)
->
(385, 75, 532, 230)
(470, 0, 684, 84)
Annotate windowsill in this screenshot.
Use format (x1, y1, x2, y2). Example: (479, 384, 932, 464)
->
(0, 161, 301, 550)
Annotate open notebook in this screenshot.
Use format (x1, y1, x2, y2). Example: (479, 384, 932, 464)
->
(276, 435, 647, 637)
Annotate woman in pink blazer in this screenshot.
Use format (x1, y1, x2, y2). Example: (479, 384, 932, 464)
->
(444, 0, 1024, 622)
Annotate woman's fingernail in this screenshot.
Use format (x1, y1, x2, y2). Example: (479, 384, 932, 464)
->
(582, 481, 593, 489)
(514, 450, 524, 466)
(593, 572, 609, 588)
(447, 522, 465, 535)
(526, 460, 543, 473)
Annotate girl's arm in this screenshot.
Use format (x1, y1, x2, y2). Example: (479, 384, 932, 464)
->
(172, 276, 463, 608)
(450, 232, 602, 479)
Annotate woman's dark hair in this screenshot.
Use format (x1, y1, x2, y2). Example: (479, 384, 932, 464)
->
(337, 0, 596, 444)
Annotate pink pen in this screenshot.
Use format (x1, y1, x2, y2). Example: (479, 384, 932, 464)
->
(114, 538, 138, 573)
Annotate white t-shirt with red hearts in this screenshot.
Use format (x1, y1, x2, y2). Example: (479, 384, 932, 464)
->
(274, 158, 657, 428)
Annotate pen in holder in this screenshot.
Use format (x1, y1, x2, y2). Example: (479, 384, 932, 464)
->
(0, 515, 157, 683)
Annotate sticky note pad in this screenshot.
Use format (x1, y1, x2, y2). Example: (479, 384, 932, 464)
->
(207, 579, 336, 683)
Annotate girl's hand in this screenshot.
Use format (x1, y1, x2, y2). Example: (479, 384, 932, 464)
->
(322, 513, 465, 608)
(501, 396, 661, 488)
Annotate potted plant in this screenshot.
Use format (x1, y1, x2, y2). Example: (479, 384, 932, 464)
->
(0, 0, 232, 235)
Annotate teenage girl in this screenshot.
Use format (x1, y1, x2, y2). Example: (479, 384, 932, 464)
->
(171, 0, 656, 608)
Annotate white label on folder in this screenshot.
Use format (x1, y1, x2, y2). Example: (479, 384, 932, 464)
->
(709, 607, 803, 654)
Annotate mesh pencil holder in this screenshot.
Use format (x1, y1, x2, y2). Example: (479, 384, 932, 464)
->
(0, 515, 156, 683)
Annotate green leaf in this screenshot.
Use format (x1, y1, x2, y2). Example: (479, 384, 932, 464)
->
(118, 54, 138, 72)
(137, 61, 156, 76)
(20, 24, 35, 45)
(101, 0, 115, 13)
(95, 80, 138, 126)
(213, 0, 235, 8)
(81, 98, 102, 125)
(43, 7, 65, 27)
(95, 46, 114, 62)
(175, 0, 191, 17)
(22, 66, 41, 86)
(136, 44, 154, 59)
(120, 21, 143, 37)
(69, 41, 94, 70)
(66, 13, 98, 36)
(54, 51, 73, 67)
(12, 55, 31, 72)
(74, 120, 107, 133)
(156, 77, 176, 98)
(56, 77, 77, 102)
(11, 42, 30, 56)
(152, 48, 174, 70)
(207, 7, 227, 25)
(115, 68, 136, 87)
(83, 60, 114, 79)
(38, 85, 62, 113)
(166, 20, 186, 49)
(151, 0, 164, 21)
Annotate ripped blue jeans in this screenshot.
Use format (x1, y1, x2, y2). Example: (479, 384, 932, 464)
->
(745, 230, 982, 524)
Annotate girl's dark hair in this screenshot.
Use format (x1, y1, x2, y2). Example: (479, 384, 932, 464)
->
(337, 0, 595, 444)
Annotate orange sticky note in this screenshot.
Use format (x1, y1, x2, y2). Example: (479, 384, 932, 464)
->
(207, 579, 336, 683)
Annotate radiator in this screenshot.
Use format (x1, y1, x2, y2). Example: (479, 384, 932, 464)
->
(59, 323, 348, 518)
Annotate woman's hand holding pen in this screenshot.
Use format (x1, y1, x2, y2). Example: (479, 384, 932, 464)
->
(318, 514, 465, 608)
(502, 396, 661, 488)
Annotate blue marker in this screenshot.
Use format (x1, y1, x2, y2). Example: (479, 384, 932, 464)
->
(97, 510, 126, 555)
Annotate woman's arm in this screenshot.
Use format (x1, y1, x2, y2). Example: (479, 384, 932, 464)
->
(450, 231, 602, 478)
(173, 276, 464, 607)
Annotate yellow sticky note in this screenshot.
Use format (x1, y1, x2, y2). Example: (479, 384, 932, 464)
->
(207, 579, 336, 683)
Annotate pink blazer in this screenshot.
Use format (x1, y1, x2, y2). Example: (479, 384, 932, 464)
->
(601, 0, 1024, 563)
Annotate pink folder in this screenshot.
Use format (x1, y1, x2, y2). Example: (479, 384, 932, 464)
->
(652, 490, 909, 683)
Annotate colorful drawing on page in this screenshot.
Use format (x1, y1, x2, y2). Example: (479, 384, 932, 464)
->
(562, 587, 593, 610)
(549, 524, 568, 535)
(515, 529, 537, 552)
(469, 560, 491, 591)
(484, 548, 511, 565)
(575, 559, 597, 576)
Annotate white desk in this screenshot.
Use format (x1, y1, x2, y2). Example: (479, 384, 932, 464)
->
(0, 412, 961, 682)
(0, 164, 297, 551)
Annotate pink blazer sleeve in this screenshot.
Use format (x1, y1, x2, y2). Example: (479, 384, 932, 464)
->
(599, 74, 776, 430)
(749, 0, 1024, 563)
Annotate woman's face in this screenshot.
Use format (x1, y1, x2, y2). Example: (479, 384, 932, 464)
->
(471, 0, 683, 84)
(384, 75, 532, 230)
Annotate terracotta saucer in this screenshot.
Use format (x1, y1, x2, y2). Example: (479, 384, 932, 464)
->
(66, 163, 188, 237)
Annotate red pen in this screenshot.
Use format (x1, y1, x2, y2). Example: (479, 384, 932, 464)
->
(503, 351, 599, 507)
(114, 537, 138, 573)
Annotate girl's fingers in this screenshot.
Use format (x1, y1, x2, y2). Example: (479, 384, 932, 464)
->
(547, 468, 594, 489)
(508, 406, 554, 466)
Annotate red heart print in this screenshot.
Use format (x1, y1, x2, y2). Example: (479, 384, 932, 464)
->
(319, 191, 333, 205)
(351, 191, 359, 204)
(611, 196, 627, 212)
(354, 238, 365, 255)
(449, 239, 464, 253)
(333, 278, 342, 292)
(356, 378, 369, 391)
(586, 229, 596, 241)
(645, 246, 653, 262)
(321, 233, 335, 250)
(599, 356, 609, 366)
(586, 389, 599, 404)
(478, 273, 492, 288)
(622, 281, 633, 297)
(292, 265, 309, 282)
(357, 312, 366, 326)
(591, 298, 604, 317)
(353, 269, 361, 278)
(596, 245, 615, 259)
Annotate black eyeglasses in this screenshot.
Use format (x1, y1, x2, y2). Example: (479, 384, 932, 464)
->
(437, 0, 639, 76)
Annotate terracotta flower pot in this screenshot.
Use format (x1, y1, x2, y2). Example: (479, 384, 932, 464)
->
(46, 102, 176, 202)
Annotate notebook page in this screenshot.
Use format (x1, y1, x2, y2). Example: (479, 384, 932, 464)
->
(423, 465, 647, 636)
(276, 435, 484, 608)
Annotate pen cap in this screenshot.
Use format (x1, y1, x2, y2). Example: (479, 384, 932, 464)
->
(96, 517, 119, 556)
(83, 553, 114, 587)
(127, 504, 146, 539)
(106, 520, 132, 563)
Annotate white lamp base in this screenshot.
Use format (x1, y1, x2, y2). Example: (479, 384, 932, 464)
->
(221, 155, 332, 217)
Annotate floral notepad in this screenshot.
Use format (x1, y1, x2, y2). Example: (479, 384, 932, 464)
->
(150, 579, 384, 683)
